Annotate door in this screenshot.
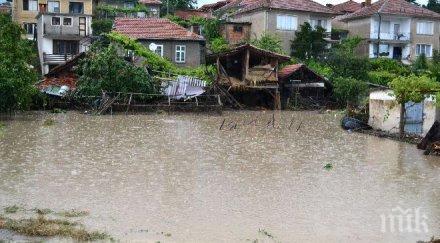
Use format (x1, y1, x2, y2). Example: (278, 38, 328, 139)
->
(393, 24, 400, 39)
(79, 17, 86, 36)
(393, 47, 402, 60)
(404, 101, 424, 134)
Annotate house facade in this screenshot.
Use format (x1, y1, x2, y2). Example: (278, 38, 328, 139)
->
(114, 18, 206, 68)
(36, 0, 93, 74)
(338, 0, 440, 61)
(95, 0, 161, 18)
(217, 0, 336, 54)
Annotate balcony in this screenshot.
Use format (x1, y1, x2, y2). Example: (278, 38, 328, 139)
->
(370, 32, 411, 43)
(43, 53, 74, 64)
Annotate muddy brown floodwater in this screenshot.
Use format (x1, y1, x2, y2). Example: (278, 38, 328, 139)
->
(0, 111, 439, 243)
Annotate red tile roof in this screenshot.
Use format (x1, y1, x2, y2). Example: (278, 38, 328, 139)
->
(279, 64, 303, 79)
(114, 18, 205, 41)
(138, 0, 162, 5)
(175, 9, 213, 20)
(199, 0, 231, 12)
(219, 0, 336, 15)
(340, 0, 440, 21)
(332, 0, 363, 14)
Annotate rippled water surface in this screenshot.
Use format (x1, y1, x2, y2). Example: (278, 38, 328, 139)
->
(0, 111, 439, 243)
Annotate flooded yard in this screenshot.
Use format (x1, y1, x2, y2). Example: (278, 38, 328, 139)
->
(0, 111, 439, 242)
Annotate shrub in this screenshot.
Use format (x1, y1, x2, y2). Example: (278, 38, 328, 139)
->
(368, 71, 397, 86)
(91, 19, 113, 36)
(369, 58, 410, 75)
(412, 53, 429, 73)
(333, 77, 368, 106)
(306, 59, 333, 78)
(251, 32, 285, 54)
(210, 37, 229, 53)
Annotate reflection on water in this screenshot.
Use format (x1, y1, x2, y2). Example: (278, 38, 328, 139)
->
(0, 111, 439, 242)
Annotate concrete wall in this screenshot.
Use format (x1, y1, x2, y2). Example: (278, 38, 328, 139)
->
(231, 9, 333, 54)
(369, 90, 439, 136)
(41, 14, 92, 36)
(96, 0, 160, 17)
(139, 40, 205, 68)
(346, 17, 372, 57)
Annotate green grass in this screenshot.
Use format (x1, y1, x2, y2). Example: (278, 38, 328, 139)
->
(0, 215, 110, 241)
(57, 209, 89, 218)
(4, 205, 20, 214)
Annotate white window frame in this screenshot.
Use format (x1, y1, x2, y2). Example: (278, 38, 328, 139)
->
(416, 44, 433, 57)
(23, 22, 36, 35)
(63, 17, 72, 26)
(276, 15, 297, 31)
(155, 44, 164, 57)
(175, 45, 186, 63)
(51, 16, 61, 26)
(310, 18, 328, 31)
(416, 21, 434, 35)
(47, 1, 60, 13)
(24, 0, 38, 11)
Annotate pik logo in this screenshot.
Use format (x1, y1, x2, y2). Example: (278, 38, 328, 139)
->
(380, 202, 429, 233)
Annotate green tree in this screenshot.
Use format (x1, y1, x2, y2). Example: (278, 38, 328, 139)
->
(209, 37, 229, 53)
(161, 0, 197, 15)
(406, 0, 419, 5)
(390, 75, 440, 136)
(426, 0, 440, 13)
(0, 14, 38, 112)
(251, 32, 285, 54)
(91, 19, 113, 36)
(291, 22, 327, 60)
(412, 53, 429, 73)
(76, 44, 157, 96)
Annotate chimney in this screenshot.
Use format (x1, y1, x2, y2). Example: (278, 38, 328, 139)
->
(39, 3, 46, 13)
(365, 0, 372, 6)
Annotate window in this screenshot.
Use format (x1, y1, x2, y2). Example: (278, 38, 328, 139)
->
(53, 40, 79, 55)
(52, 17, 60, 25)
(63, 17, 72, 26)
(233, 26, 243, 33)
(417, 21, 434, 35)
(416, 44, 432, 57)
(276, 15, 297, 31)
(69, 2, 84, 14)
(23, 0, 37, 11)
(175, 45, 186, 63)
(124, 1, 134, 9)
(155, 45, 164, 57)
(310, 19, 327, 30)
(23, 23, 36, 35)
(373, 44, 390, 56)
(151, 8, 158, 16)
(47, 1, 60, 13)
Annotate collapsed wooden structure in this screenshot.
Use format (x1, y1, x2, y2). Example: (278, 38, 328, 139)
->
(208, 44, 290, 109)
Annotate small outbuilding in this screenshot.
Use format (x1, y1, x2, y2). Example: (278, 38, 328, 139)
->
(207, 44, 290, 109)
(369, 89, 440, 136)
(278, 64, 331, 108)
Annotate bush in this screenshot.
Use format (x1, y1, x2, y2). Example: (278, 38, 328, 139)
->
(91, 19, 113, 36)
(368, 71, 397, 86)
(76, 44, 157, 96)
(369, 58, 410, 75)
(251, 32, 285, 54)
(210, 37, 229, 53)
(412, 53, 429, 73)
(306, 59, 333, 78)
(333, 77, 368, 106)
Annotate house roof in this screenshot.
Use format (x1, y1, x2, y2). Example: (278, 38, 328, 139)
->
(114, 18, 205, 41)
(138, 0, 162, 5)
(219, 0, 336, 16)
(207, 44, 291, 62)
(279, 64, 326, 81)
(331, 0, 363, 14)
(340, 0, 440, 21)
(175, 9, 213, 20)
(199, 0, 231, 12)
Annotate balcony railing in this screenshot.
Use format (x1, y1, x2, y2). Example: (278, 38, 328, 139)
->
(371, 32, 411, 41)
(43, 53, 74, 63)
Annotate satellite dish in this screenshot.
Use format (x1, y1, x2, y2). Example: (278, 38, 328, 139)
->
(149, 43, 158, 52)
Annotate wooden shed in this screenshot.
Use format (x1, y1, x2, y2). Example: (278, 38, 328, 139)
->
(207, 44, 290, 109)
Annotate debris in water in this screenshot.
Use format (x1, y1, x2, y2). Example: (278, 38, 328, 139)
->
(324, 163, 333, 170)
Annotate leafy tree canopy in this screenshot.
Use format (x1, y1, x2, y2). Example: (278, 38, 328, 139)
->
(291, 22, 327, 60)
(0, 14, 38, 112)
(161, 0, 197, 15)
(426, 0, 440, 13)
(251, 32, 285, 54)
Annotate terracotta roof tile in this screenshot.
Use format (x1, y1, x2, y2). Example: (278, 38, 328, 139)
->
(340, 0, 440, 21)
(138, 0, 162, 5)
(199, 0, 231, 11)
(114, 18, 205, 41)
(279, 64, 303, 79)
(175, 9, 213, 20)
(219, 0, 336, 15)
(332, 0, 363, 14)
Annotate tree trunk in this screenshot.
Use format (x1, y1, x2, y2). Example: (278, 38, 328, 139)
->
(399, 102, 406, 137)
